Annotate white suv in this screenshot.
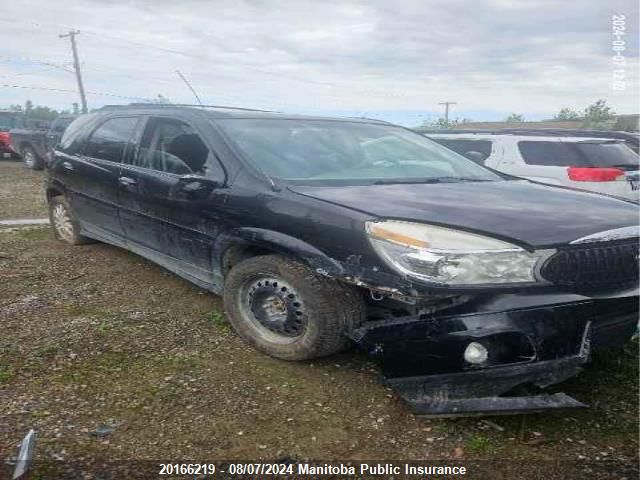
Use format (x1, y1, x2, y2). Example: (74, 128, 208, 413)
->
(426, 132, 639, 201)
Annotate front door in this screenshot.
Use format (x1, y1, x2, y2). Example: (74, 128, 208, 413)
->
(117, 116, 225, 286)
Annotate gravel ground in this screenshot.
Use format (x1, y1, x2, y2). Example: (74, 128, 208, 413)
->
(0, 161, 48, 220)
(0, 162, 638, 479)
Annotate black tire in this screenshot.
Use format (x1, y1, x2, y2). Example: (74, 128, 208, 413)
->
(21, 145, 44, 170)
(48, 195, 93, 245)
(223, 254, 365, 361)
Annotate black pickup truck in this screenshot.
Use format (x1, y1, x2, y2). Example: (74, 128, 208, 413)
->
(9, 115, 77, 169)
(0, 110, 26, 158)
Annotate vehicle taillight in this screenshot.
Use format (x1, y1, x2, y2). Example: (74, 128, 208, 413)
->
(0, 132, 10, 145)
(567, 166, 625, 182)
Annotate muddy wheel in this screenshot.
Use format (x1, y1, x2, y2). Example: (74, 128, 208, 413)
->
(21, 145, 44, 170)
(223, 254, 365, 361)
(49, 195, 92, 245)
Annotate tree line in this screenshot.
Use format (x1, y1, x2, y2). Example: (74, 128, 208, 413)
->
(421, 99, 637, 131)
(6, 100, 80, 121)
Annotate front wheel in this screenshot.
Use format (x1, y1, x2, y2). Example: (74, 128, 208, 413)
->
(21, 146, 44, 170)
(223, 255, 365, 360)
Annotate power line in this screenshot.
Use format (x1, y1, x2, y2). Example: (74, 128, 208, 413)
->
(0, 66, 59, 78)
(0, 53, 76, 73)
(2, 16, 420, 100)
(0, 83, 153, 101)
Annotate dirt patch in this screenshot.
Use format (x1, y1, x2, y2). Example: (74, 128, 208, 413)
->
(0, 161, 48, 220)
(0, 228, 638, 478)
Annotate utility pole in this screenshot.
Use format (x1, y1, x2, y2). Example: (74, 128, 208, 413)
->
(59, 30, 88, 113)
(438, 101, 457, 124)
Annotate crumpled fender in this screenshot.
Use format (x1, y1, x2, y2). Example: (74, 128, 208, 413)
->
(212, 227, 346, 278)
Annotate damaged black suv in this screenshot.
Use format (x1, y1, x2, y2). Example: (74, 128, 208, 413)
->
(46, 104, 639, 415)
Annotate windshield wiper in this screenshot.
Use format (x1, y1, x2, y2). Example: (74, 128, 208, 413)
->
(372, 177, 494, 185)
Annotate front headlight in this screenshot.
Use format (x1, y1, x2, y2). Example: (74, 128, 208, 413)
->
(366, 220, 548, 285)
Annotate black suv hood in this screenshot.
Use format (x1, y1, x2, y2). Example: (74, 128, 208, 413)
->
(289, 180, 639, 248)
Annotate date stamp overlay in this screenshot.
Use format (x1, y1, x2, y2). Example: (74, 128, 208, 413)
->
(611, 14, 626, 91)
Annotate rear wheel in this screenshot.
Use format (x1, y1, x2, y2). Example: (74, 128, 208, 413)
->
(223, 254, 365, 360)
(21, 145, 43, 170)
(49, 195, 92, 245)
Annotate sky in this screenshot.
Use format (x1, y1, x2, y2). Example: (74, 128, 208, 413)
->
(0, 0, 638, 126)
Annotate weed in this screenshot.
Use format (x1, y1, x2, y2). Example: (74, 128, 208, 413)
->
(97, 322, 109, 333)
(0, 364, 14, 384)
(208, 310, 229, 330)
(466, 434, 494, 454)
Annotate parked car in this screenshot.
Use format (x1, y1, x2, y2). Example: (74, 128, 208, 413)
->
(46, 104, 639, 416)
(425, 131, 640, 201)
(0, 110, 26, 158)
(9, 114, 77, 170)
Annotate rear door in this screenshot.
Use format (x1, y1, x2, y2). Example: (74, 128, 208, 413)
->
(492, 137, 564, 186)
(118, 115, 226, 285)
(59, 115, 141, 242)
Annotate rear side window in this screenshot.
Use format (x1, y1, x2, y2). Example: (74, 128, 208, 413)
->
(434, 139, 493, 163)
(83, 117, 139, 163)
(518, 141, 639, 167)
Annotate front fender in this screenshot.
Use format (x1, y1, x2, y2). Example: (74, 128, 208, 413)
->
(213, 227, 345, 278)
(46, 177, 68, 201)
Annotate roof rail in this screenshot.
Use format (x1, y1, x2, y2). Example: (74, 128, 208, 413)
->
(101, 103, 275, 113)
(345, 116, 393, 124)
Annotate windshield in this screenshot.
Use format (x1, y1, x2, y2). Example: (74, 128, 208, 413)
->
(217, 119, 502, 184)
(518, 140, 639, 170)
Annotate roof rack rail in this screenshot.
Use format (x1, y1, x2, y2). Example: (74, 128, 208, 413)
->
(122, 103, 275, 112)
(345, 116, 393, 124)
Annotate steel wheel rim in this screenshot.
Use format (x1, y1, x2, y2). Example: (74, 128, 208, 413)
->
(52, 203, 74, 241)
(238, 276, 307, 343)
(24, 150, 35, 167)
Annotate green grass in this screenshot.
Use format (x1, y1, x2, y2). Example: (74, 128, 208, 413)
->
(207, 310, 229, 331)
(14, 227, 51, 241)
(0, 364, 14, 384)
(466, 434, 494, 454)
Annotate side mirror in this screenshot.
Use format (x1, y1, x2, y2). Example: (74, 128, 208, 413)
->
(175, 174, 220, 196)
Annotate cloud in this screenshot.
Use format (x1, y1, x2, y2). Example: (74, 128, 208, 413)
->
(0, 0, 637, 124)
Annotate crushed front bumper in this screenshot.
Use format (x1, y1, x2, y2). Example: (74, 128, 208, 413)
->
(352, 288, 638, 416)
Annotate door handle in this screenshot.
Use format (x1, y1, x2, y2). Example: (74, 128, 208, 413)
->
(118, 176, 137, 187)
(62, 161, 74, 171)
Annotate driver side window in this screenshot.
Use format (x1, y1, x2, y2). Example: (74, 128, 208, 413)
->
(131, 117, 210, 175)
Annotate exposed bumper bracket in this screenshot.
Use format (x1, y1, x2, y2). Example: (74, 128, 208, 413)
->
(410, 393, 588, 418)
(353, 293, 638, 416)
(385, 355, 590, 417)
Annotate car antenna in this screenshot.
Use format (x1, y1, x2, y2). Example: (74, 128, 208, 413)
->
(176, 70, 203, 106)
